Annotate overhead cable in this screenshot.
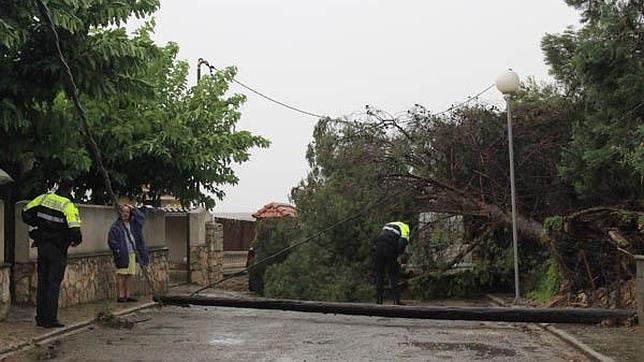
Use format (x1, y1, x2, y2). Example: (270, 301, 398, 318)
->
(200, 56, 498, 121)
(200, 59, 327, 119)
(433, 83, 496, 116)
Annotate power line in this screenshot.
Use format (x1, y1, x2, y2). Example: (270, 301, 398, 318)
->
(199, 59, 327, 119)
(200, 58, 496, 121)
(361, 83, 497, 126)
(433, 83, 496, 116)
(199, 57, 497, 122)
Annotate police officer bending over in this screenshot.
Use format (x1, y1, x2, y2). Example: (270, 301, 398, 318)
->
(373, 221, 410, 305)
(22, 177, 82, 328)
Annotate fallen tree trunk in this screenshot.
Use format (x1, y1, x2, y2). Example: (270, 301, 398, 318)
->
(157, 294, 636, 324)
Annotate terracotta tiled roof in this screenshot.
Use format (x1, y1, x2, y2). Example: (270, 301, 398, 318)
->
(252, 202, 297, 219)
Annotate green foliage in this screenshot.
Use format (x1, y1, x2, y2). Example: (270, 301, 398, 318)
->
(263, 243, 374, 302)
(261, 0, 642, 303)
(0, 1, 268, 206)
(260, 120, 416, 301)
(542, 0, 643, 204)
(544, 216, 564, 233)
(1, 0, 160, 197)
(410, 270, 510, 299)
(249, 218, 300, 294)
(526, 258, 562, 302)
(75, 43, 269, 207)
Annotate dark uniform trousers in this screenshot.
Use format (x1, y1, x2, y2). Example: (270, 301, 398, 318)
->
(374, 233, 401, 304)
(36, 238, 69, 324)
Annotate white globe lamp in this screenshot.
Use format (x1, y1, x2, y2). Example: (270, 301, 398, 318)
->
(496, 70, 520, 95)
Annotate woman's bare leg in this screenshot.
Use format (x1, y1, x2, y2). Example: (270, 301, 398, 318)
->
(117, 274, 126, 299)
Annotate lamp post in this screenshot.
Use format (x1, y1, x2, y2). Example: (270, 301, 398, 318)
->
(496, 69, 521, 303)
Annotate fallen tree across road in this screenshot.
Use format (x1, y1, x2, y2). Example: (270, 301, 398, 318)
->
(157, 294, 636, 325)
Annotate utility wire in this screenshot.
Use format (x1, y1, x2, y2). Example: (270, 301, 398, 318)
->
(433, 83, 496, 116)
(189, 190, 401, 296)
(201, 57, 497, 122)
(200, 59, 326, 119)
(359, 83, 497, 126)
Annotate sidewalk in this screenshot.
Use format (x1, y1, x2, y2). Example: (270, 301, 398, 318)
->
(0, 295, 156, 356)
(0, 283, 247, 358)
(488, 294, 644, 362)
(554, 323, 644, 362)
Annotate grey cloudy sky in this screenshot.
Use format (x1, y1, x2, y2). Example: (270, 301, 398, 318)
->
(131, 0, 579, 212)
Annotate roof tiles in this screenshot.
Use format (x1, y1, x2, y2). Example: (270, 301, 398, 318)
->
(253, 202, 297, 219)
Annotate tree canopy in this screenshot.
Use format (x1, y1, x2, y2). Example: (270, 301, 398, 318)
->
(257, 0, 642, 302)
(1, 0, 269, 207)
(542, 0, 643, 204)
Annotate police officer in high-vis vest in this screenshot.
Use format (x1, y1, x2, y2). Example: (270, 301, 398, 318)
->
(22, 177, 82, 328)
(373, 221, 410, 305)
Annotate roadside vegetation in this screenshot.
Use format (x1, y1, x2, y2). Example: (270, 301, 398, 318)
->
(253, 0, 643, 308)
(1, 0, 269, 208)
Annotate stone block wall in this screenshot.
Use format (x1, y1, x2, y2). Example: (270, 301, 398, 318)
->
(13, 247, 169, 307)
(14, 203, 167, 263)
(189, 222, 224, 287)
(0, 264, 10, 321)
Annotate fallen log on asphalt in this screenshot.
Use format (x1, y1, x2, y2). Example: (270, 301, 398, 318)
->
(156, 294, 636, 324)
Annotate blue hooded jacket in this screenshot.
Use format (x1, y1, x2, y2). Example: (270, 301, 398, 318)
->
(107, 208, 150, 268)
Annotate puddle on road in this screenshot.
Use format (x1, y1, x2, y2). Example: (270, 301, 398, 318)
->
(208, 336, 244, 346)
(404, 341, 517, 359)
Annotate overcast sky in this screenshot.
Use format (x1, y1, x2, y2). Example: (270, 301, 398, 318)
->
(130, 0, 580, 212)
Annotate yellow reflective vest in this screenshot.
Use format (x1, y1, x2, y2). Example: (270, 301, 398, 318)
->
(384, 221, 410, 240)
(23, 193, 82, 230)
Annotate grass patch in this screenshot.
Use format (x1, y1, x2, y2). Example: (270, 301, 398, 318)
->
(527, 258, 561, 302)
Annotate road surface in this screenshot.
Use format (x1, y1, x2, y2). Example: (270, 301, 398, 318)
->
(10, 305, 587, 361)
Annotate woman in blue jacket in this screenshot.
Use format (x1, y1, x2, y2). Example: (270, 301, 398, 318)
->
(108, 205, 150, 303)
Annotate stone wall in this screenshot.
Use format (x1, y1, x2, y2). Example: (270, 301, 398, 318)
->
(0, 264, 9, 321)
(14, 203, 166, 263)
(189, 222, 224, 287)
(12, 247, 168, 307)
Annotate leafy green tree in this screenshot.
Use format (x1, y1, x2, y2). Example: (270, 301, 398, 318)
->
(262, 120, 416, 301)
(71, 42, 269, 207)
(1, 0, 160, 194)
(249, 217, 300, 294)
(0, 1, 268, 207)
(542, 0, 643, 204)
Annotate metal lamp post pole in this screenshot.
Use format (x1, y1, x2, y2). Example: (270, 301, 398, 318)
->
(505, 94, 520, 303)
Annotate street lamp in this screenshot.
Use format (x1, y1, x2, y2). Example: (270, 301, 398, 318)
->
(496, 69, 521, 303)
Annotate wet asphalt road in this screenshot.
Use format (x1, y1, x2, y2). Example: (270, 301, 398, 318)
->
(14, 305, 586, 361)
